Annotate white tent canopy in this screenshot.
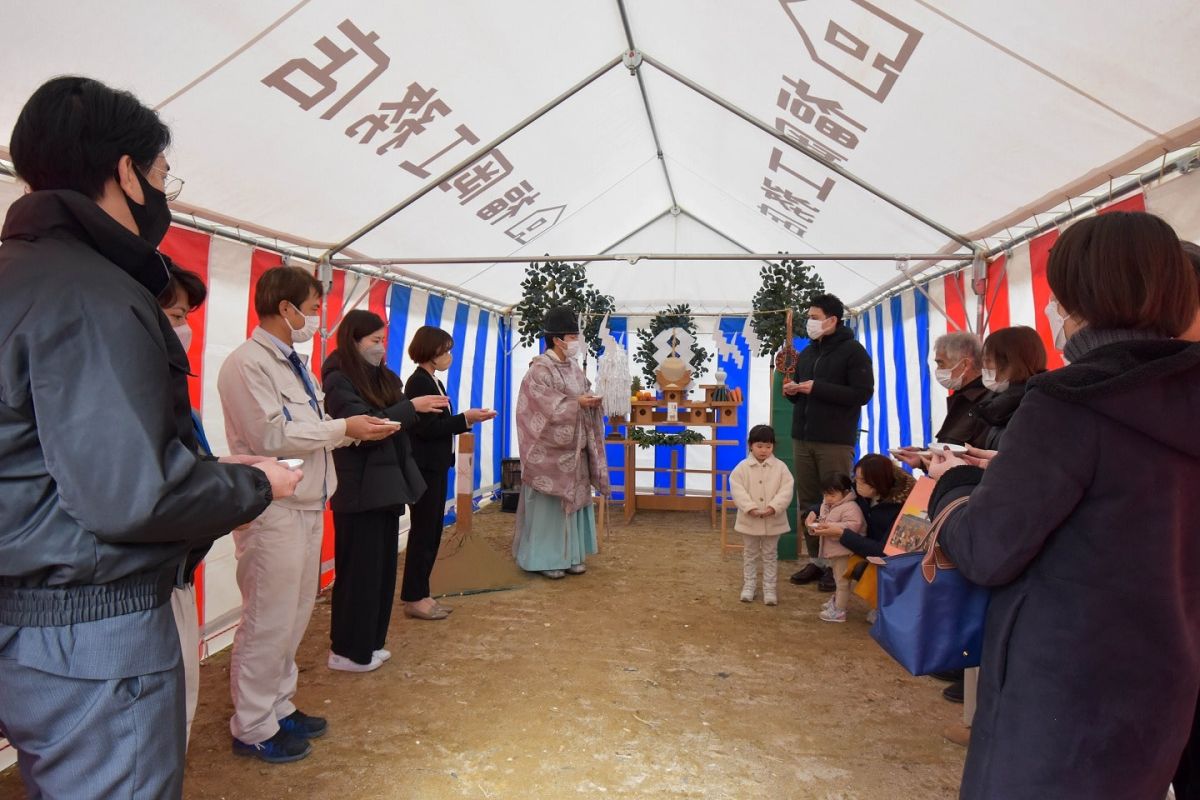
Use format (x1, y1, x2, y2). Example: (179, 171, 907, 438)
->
(4, 0, 1199, 312)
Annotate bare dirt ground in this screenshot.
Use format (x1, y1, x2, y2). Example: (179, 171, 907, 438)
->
(1, 508, 966, 799)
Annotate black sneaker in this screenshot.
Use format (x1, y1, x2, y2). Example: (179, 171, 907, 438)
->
(232, 729, 312, 763)
(943, 679, 965, 704)
(278, 709, 328, 739)
(789, 564, 823, 585)
(930, 669, 964, 683)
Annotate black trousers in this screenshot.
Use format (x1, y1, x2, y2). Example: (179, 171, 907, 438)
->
(330, 509, 400, 665)
(402, 468, 449, 602)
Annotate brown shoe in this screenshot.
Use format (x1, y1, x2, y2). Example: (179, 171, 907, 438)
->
(942, 724, 971, 747)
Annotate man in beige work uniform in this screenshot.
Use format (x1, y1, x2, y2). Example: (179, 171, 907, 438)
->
(218, 266, 397, 763)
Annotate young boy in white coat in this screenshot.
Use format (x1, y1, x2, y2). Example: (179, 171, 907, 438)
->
(729, 425, 795, 605)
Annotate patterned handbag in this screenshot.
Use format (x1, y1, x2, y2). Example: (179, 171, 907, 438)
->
(869, 496, 990, 676)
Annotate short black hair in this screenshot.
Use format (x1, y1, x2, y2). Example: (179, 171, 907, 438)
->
(820, 472, 853, 494)
(809, 293, 845, 323)
(254, 266, 324, 318)
(10, 76, 170, 199)
(747, 424, 776, 445)
(157, 264, 207, 310)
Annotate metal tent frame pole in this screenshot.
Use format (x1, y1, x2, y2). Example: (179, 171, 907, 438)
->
(331, 251, 963, 267)
(615, 0, 679, 210)
(850, 146, 1200, 311)
(637, 53, 977, 251)
(320, 55, 623, 262)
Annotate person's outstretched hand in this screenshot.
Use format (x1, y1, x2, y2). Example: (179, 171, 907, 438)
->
(251, 459, 302, 500)
(963, 445, 998, 469)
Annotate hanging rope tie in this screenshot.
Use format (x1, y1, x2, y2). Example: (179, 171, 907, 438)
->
(773, 308, 799, 376)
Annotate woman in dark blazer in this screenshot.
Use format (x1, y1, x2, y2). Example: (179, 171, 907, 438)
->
(403, 326, 496, 621)
(321, 311, 449, 670)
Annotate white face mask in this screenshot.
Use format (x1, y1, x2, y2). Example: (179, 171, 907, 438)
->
(360, 343, 386, 367)
(981, 368, 1009, 393)
(806, 317, 832, 340)
(563, 339, 582, 359)
(172, 322, 192, 351)
(1045, 299, 1069, 353)
(286, 304, 320, 344)
(934, 359, 965, 391)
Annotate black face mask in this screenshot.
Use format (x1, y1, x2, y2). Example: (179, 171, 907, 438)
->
(120, 165, 171, 246)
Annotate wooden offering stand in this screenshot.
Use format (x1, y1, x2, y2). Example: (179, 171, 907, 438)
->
(607, 384, 742, 526)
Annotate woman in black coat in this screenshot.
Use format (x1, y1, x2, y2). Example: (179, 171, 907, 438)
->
(321, 310, 449, 670)
(927, 212, 1200, 799)
(402, 326, 496, 621)
(970, 326, 1046, 450)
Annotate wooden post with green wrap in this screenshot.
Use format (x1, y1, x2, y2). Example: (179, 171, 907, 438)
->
(770, 368, 801, 561)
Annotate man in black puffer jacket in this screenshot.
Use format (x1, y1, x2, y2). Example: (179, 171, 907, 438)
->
(783, 294, 874, 588)
(0, 77, 298, 799)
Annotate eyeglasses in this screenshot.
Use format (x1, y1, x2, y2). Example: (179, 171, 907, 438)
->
(147, 165, 184, 201)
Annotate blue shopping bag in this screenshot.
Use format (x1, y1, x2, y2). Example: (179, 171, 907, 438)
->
(869, 497, 990, 676)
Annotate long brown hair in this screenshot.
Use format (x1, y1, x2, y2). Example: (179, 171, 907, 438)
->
(335, 310, 404, 409)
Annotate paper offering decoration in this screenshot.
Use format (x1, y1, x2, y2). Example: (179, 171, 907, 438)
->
(741, 316, 761, 359)
(713, 317, 744, 369)
(884, 477, 936, 555)
(594, 313, 632, 418)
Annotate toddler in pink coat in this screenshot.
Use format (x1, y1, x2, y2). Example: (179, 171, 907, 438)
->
(805, 473, 865, 622)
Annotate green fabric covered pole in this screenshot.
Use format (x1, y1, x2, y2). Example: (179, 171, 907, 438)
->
(769, 370, 800, 560)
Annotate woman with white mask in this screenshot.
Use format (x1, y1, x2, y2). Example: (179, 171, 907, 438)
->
(403, 326, 496, 618)
(511, 306, 608, 578)
(156, 263, 213, 746)
(969, 326, 1047, 451)
(926, 211, 1200, 798)
(321, 311, 451, 667)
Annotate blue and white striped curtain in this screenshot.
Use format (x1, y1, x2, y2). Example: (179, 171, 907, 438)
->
(385, 285, 512, 518)
(856, 289, 937, 458)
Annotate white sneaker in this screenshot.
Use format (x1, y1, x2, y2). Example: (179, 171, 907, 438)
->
(740, 586, 755, 603)
(763, 591, 778, 606)
(566, 563, 587, 575)
(821, 597, 835, 612)
(819, 607, 847, 624)
(373, 649, 391, 662)
(328, 651, 383, 673)
(865, 609, 878, 625)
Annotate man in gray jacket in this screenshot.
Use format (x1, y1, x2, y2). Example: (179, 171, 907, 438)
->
(0, 77, 300, 799)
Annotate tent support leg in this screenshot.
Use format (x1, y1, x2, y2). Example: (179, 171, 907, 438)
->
(896, 261, 962, 333)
